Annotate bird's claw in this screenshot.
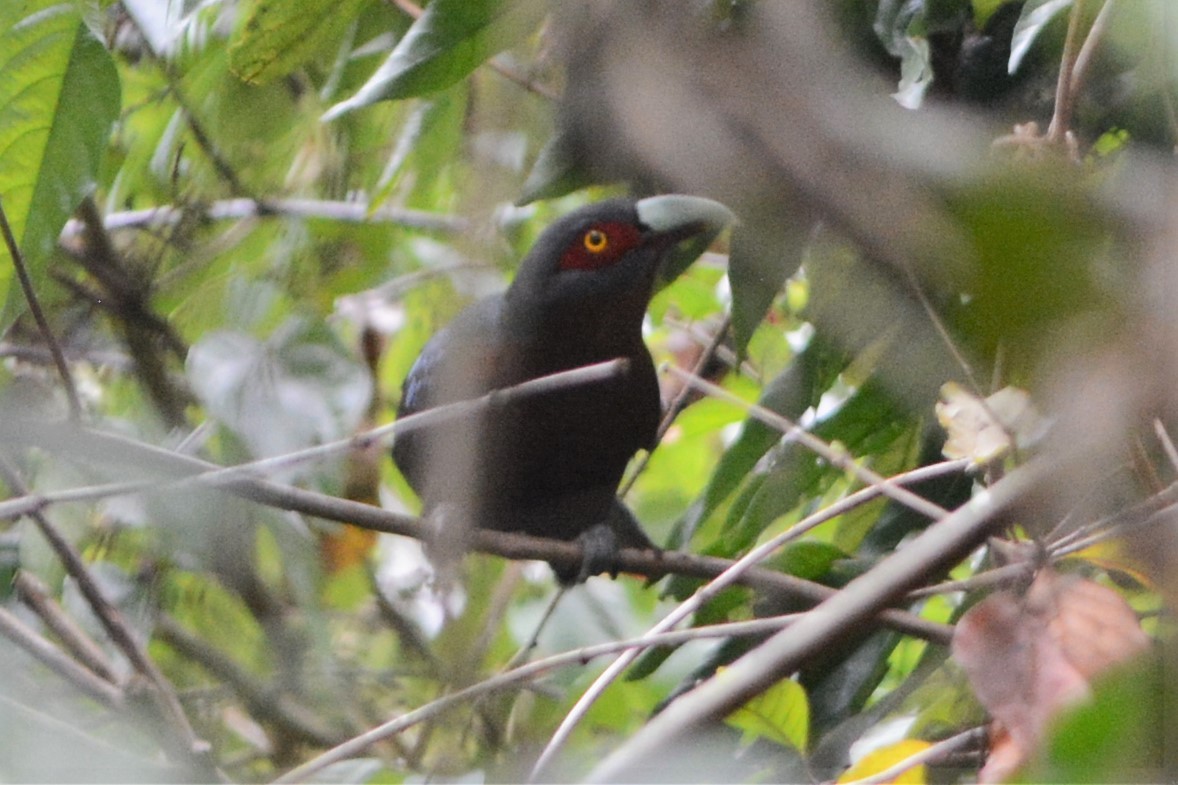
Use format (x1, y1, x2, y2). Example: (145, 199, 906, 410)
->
(566, 523, 621, 585)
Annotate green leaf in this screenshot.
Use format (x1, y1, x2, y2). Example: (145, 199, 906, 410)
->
(715, 381, 913, 560)
(323, 0, 546, 119)
(763, 541, 847, 581)
(186, 317, 372, 469)
(667, 338, 841, 551)
(230, 0, 368, 86)
(727, 214, 807, 356)
(517, 128, 598, 206)
(1022, 656, 1166, 783)
(726, 676, 810, 751)
(946, 165, 1121, 369)
(1009, 0, 1072, 74)
(0, 2, 120, 333)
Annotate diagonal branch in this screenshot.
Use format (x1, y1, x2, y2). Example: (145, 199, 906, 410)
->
(0, 368, 953, 645)
(0, 457, 209, 765)
(0, 198, 83, 419)
(585, 460, 1045, 783)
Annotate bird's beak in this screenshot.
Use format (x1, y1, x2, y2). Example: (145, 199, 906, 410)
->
(635, 195, 737, 287)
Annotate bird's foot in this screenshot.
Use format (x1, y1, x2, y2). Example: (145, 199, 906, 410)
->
(562, 523, 621, 585)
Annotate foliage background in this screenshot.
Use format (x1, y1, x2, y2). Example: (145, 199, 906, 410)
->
(0, 0, 1176, 782)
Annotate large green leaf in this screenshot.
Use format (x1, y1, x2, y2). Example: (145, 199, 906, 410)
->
(323, 0, 545, 119)
(0, 2, 120, 332)
(666, 338, 842, 551)
(186, 317, 372, 471)
(230, 0, 368, 86)
(727, 213, 808, 357)
(726, 676, 810, 751)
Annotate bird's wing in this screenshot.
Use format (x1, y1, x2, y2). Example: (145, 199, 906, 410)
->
(393, 296, 505, 492)
(397, 296, 505, 417)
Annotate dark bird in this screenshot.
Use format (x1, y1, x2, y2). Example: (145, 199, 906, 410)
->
(392, 195, 734, 582)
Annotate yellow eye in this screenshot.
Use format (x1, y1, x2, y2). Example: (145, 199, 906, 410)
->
(583, 229, 609, 253)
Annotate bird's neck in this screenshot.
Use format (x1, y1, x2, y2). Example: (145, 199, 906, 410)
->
(503, 298, 647, 365)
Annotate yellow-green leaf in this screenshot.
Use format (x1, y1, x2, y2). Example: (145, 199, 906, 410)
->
(725, 675, 809, 751)
(838, 739, 932, 784)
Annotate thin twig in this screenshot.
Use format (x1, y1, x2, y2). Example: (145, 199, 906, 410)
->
(904, 562, 1032, 599)
(0, 457, 208, 762)
(59, 198, 467, 239)
(0, 198, 83, 419)
(14, 571, 121, 684)
(833, 727, 986, 785)
(665, 365, 951, 521)
(1070, 0, 1115, 100)
(528, 457, 968, 781)
(0, 342, 132, 370)
(1046, 0, 1088, 145)
(1155, 419, 1178, 476)
(121, 7, 256, 204)
(272, 613, 803, 784)
(0, 604, 124, 707)
(502, 587, 566, 672)
(1046, 480, 1178, 556)
(903, 267, 985, 397)
(620, 315, 732, 498)
(1049, 497, 1178, 559)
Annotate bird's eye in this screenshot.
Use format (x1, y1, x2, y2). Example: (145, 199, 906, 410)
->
(583, 229, 609, 253)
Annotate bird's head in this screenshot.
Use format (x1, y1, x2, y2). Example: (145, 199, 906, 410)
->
(506, 195, 735, 329)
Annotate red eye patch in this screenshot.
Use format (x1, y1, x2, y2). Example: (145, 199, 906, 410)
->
(559, 222, 643, 271)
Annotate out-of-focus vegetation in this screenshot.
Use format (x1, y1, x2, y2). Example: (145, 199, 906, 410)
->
(0, 0, 1176, 782)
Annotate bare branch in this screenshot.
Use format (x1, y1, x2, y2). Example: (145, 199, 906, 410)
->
(665, 365, 952, 521)
(0, 457, 209, 763)
(585, 460, 1043, 783)
(273, 612, 804, 784)
(0, 604, 124, 708)
(0, 198, 83, 419)
(1047, 0, 1089, 145)
(59, 198, 467, 240)
(14, 571, 120, 684)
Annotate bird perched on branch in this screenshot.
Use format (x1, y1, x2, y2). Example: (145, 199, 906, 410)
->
(393, 195, 734, 583)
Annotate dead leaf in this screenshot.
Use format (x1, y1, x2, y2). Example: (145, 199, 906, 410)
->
(951, 568, 1150, 782)
(936, 383, 1048, 466)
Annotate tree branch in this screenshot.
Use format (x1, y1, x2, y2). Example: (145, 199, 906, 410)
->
(59, 198, 468, 240)
(0, 198, 83, 419)
(14, 571, 120, 684)
(0, 409, 952, 645)
(156, 615, 347, 749)
(0, 457, 209, 765)
(585, 460, 1044, 783)
(0, 604, 124, 708)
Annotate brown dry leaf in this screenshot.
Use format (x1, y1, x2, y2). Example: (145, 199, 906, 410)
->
(319, 326, 384, 573)
(951, 568, 1150, 782)
(1024, 569, 1152, 681)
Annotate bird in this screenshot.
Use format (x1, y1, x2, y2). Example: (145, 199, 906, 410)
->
(392, 195, 735, 583)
